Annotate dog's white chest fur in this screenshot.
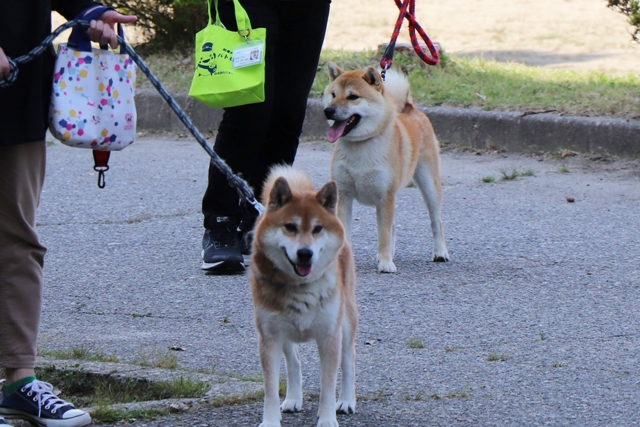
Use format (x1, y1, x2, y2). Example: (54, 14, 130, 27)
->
(332, 136, 394, 206)
(258, 276, 340, 343)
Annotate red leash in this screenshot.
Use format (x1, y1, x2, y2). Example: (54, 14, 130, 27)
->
(380, 0, 439, 78)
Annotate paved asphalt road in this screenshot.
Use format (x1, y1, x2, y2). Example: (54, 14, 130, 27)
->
(25, 135, 640, 426)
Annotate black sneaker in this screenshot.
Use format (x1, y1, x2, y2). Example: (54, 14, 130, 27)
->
(0, 417, 9, 425)
(201, 215, 245, 273)
(0, 379, 91, 427)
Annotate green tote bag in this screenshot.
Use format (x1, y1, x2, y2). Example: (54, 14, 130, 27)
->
(188, 0, 266, 108)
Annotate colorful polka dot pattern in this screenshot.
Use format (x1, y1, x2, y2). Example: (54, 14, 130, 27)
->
(49, 44, 137, 151)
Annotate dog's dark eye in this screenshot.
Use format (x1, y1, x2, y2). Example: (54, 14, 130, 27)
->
(331, 92, 336, 98)
(347, 94, 359, 100)
(312, 225, 323, 234)
(284, 223, 298, 233)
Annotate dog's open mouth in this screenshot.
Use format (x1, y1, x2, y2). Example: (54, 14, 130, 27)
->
(327, 114, 361, 143)
(284, 249, 313, 277)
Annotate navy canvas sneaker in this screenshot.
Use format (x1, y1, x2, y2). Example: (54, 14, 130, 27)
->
(0, 417, 9, 425)
(0, 379, 91, 427)
(201, 215, 245, 273)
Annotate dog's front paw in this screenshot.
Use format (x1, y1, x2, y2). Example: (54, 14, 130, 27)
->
(259, 423, 281, 427)
(433, 250, 450, 262)
(336, 399, 356, 414)
(317, 419, 339, 427)
(281, 398, 302, 413)
(377, 259, 397, 273)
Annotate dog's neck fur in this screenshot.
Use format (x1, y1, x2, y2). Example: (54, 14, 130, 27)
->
(251, 251, 339, 314)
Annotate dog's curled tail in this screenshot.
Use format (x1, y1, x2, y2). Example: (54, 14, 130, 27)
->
(261, 165, 315, 206)
(381, 68, 413, 111)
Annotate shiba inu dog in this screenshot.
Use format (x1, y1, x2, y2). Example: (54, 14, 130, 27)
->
(250, 166, 358, 427)
(323, 62, 449, 273)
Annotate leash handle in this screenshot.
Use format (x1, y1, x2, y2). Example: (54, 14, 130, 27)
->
(380, 0, 439, 77)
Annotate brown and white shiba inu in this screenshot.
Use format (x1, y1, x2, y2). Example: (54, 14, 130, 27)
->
(250, 165, 358, 427)
(323, 62, 449, 273)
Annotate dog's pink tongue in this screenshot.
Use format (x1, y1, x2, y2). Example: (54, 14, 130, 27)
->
(327, 120, 348, 143)
(296, 264, 312, 277)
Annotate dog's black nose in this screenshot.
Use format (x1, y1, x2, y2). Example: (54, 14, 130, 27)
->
(324, 107, 336, 119)
(297, 248, 313, 263)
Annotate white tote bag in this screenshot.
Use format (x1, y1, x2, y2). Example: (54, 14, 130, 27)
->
(49, 25, 137, 151)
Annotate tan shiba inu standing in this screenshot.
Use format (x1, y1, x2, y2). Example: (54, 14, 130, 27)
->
(250, 166, 358, 427)
(323, 62, 449, 273)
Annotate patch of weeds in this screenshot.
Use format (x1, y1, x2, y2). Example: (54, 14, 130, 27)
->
(551, 363, 566, 368)
(446, 390, 472, 399)
(38, 346, 119, 363)
(370, 387, 386, 401)
(46, 140, 56, 147)
(520, 169, 536, 176)
(135, 348, 179, 369)
(407, 337, 425, 349)
(482, 175, 496, 183)
(91, 406, 169, 424)
(443, 346, 460, 353)
(558, 164, 569, 173)
(536, 331, 547, 342)
(224, 373, 263, 383)
(430, 392, 441, 400)
(500, 169, 520, 180)
(487, 351, 508, 362)
(403, 390, 425, 401)
(131, 312, 152, 318)
(37, 366, 209, 406)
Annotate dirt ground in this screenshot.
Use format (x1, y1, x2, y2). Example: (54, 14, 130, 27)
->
(52, 0, 639, 75)
(324, 0, 640, 74)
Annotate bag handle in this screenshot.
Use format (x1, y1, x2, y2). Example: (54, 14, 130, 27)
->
(67, 6, 127, 54)
(209, 0, 253, 37)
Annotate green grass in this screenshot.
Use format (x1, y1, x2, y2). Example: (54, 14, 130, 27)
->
(487, 351, 508, 362)
(38, 346, 119, 363)
(135, 348, 179, 370)
(482, 175, 496, 183)
(407, 337, 425, 349)
(137, 49, 640, 120)
(35, 366, 209, 408)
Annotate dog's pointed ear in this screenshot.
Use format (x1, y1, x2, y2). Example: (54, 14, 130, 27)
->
(363, 66, 382, 89)
(327, 62, 344, 82)
(316, 181, 338, 214)
(268, 177, 292, 211)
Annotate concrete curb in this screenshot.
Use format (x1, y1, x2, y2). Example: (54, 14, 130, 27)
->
(136, 90, 640, 158)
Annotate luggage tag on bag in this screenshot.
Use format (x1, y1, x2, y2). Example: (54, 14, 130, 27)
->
(233, 40, 264, 69)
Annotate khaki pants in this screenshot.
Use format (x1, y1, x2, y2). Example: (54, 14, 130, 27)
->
(0, 141, 46, 369)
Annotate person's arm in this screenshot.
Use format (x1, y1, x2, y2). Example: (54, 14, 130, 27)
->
(0, 48, 9, 78)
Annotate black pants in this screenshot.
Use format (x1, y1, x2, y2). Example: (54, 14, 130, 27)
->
(202, 0, 330, 230)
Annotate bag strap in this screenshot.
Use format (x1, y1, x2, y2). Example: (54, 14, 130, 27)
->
(209, 0, 253, 37)
(67, 6, 127, 54)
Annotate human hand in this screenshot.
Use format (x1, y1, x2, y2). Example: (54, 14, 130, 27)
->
(0, 48, 10, 78)
(86, 9, 137, 49)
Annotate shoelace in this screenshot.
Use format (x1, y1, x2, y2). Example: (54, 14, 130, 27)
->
(22, 381, 69, 417)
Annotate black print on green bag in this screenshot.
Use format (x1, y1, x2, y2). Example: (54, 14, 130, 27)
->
(188, 0, 266, 109)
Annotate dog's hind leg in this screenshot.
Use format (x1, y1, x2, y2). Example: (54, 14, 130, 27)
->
(281, 341, 303, 413)
(336, 314, 357, 414)
(259, 336, 283, 427)
(376, 196, 397, 272)
(317, 332, 341, 427)
(413, 160, 449, 262)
